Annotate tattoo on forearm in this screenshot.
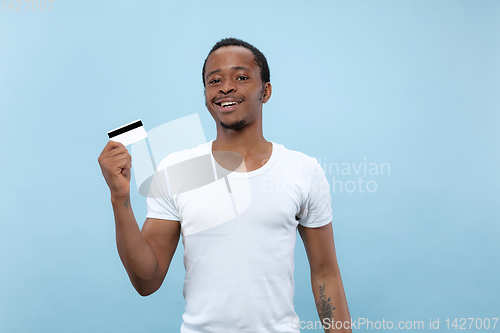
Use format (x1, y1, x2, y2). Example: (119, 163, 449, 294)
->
(124, 197, 129, 209)
(316, 284, 336, 331)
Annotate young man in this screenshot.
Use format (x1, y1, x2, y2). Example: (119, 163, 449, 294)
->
(98, 38, 351, 333)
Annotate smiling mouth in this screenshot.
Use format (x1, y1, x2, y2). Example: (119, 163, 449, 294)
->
(216, 101, 241, 108)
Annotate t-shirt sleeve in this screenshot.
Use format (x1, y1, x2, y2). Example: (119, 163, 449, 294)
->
(296, 159, 332, 228)
(146, 168, 180, 221)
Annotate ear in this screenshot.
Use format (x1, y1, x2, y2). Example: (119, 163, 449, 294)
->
(262, 82, 272, 103)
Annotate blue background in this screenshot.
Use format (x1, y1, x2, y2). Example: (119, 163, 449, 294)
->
(1, 1, 499, 332)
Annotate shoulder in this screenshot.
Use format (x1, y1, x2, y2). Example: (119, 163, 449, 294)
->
(272, 142, 324, 177)
(273, 142, 320, 167)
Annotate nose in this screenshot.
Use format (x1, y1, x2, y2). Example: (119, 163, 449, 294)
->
(220, 81, 236, 94)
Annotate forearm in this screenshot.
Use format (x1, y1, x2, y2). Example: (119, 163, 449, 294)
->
(111, 195, 161, 295)
(311, 271, 351, 333)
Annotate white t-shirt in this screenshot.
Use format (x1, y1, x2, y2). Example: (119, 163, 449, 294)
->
(146, 140, 332, 333)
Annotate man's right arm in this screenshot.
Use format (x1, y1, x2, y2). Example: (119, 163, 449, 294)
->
(98, 141, 180, 296)
(112, 199, 180, 296)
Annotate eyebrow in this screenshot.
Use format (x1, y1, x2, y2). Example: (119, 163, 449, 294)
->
(206, 69, 221, 79)
(231, 66, 250, 72)
(205, 66, 251, 80)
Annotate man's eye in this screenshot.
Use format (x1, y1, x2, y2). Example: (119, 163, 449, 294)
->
(237, 76, 248, 81)
(209, 79, 221, 84)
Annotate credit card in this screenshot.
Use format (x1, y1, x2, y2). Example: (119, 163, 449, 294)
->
(107, 119, 147, 146)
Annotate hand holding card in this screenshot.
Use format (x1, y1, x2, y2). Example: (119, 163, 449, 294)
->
(98, 140, 133, 200)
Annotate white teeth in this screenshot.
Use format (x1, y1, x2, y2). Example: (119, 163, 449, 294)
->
(221, 101, 237, 107)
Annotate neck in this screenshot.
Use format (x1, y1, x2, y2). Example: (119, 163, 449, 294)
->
(213, 118, 270, 157)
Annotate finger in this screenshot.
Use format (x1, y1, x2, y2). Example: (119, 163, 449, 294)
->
(104, 140, 126, 153)
(114, 158, 132, 176)
(99, 152, 130, 170)
(98, 141, 126, 162)
(106, 146, 130, 159)
(121, 163, 131, 175)
(100, 145, 130, 162)
(108, 152, 131, 165)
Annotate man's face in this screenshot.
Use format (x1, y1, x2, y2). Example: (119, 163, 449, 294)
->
(204, 46, 271, 130)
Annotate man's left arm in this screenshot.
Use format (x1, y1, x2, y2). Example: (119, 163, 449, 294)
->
(298, 222, 351, 333)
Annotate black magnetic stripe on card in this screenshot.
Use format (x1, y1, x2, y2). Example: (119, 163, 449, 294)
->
(108, 120, 143, 138)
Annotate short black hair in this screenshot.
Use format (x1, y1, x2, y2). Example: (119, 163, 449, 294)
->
(202, 38, 270, 87)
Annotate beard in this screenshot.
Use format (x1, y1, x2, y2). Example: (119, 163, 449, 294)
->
(220, 118, 247, 130)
